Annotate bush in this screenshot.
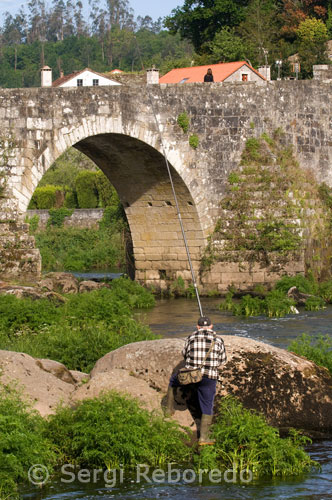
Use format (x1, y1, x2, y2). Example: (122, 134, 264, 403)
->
(0, 280, 156, 372)
(95, 170, 119, 208)
(47, 207, 74, 228)
(288, 334, 332, 375)
(75, 171, 98, 208)
(28, 185, 64, 209)
(46, 392, 191, 468)
(275, 274, 318, 295)
(64, 189, 78, 208)
(197, 396, 316, 477)
(0, 384, 56, 497)
(35, 226, 126, 272)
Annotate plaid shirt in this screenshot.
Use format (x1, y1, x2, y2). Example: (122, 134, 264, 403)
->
(182, 328, 227, 380)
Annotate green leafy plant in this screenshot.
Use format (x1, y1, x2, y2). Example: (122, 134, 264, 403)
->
(0, 279, 156, 372)
(74, 171, 99, 208)
(28, 185, 64, 209)
(177, 112, 190, 133)
(47, 207, 74, 228)
(288, 334, 332, 375)
(46, 391, 191, 468)
(189, 133, 199, 149)
(197, 396, 317, 477)
(24, 214, 40, 234)
(0, 384, 56, 497)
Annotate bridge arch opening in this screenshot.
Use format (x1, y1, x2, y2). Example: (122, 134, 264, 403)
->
(27, 132, 205, 288)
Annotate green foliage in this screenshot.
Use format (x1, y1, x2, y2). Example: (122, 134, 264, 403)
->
(95, 170, 119, 208)
(297, 18, 329, 78)
(275, 274, 318, 295)
(288, 334, 332, 376)
(47, 207, 74, 228)
(169, 276, 196, 298)
(189, 133, 199, 149)
(46, 392, 191, 468)
(228, 172, 240, 184)
(197, 396, 316, 477)
(209, 26, 246, 63)
(35, 224, 126, 272)
(75, 171, 99, 209)
(304, 295, 326, 311)
(64, 189, 78, 208)
(318, 280, 332, 303)
(220, 288, 295, 318)
(297, 17, 328, 44)
(0, 279, 156, 372)
(177, 112, 190, 133)
(39, 149, 98, 190)
(0, 384, 56, 497)
(165, 0, 248, 53)
(24, 214, 40, 234)
(28, 185, 64, 209)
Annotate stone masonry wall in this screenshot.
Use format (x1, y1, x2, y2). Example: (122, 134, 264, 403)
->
(27, 208, 105, 229)
(1, 81, 332, 288)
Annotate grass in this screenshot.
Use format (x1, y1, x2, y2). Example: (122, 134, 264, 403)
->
(0, 278, 156, 373)
(288, 334, 332, 376)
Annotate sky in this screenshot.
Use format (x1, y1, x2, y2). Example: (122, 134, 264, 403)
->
(0, 0, 183, 22)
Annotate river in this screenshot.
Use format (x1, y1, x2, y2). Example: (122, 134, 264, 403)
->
(22, 298, 332, 499)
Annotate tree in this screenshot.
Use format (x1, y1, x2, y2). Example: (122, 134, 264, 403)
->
(164, 0, 250, 54)
(209, 27, 246, 62)
(297, 17, 329, 77)
(239, 0, 279, 66)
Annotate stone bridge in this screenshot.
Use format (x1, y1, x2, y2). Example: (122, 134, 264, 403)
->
(0, 81, 332, 290)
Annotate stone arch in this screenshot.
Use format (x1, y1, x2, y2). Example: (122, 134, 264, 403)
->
(24, 117, 206, 287)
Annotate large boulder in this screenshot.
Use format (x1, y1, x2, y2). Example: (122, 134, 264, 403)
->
(91, 337, 332, 438)
(0, 350, 76, 416)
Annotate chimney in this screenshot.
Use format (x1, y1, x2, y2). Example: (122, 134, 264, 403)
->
(146, 66, 159, 84)
(41, 66, 52, 87)
(258, 66, 271, 81)
(60, 70, 64, 78)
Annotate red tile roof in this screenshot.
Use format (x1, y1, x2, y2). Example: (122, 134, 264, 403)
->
(159, 62, 265, 84)
(52, 68, 118, 87)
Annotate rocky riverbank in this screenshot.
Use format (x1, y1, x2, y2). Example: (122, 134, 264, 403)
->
(1, 336, 332, 438)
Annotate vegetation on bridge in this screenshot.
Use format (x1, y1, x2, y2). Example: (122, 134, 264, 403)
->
(201, 129, 332, 283)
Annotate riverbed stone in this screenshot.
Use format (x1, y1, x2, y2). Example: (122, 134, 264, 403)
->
(91, 337, 332, 438)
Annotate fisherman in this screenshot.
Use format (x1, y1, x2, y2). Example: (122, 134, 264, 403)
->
(164, 316, 227, 445)
(204, 68, 214, 82)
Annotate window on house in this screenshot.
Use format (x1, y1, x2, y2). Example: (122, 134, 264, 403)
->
(93, 79, 99, 86)
(77, 79, 83, 86)
(242, 74, 248, 81)
(179, 78, 189, 83)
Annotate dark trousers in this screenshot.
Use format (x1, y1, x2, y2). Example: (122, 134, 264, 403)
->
(169, 373, 217, 415)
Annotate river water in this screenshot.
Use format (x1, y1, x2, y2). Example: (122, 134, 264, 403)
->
(22, 298, 332, 500)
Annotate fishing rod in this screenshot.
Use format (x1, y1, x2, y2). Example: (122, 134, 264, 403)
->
(134, 36, 203, 317)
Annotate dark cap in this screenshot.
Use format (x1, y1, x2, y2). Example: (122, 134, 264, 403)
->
(197, 316, 211, 327)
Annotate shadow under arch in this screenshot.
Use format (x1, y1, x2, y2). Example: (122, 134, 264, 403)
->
(72, 132, 205, 287)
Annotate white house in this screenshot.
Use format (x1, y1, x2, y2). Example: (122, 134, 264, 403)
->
(40, 67, 121, 88)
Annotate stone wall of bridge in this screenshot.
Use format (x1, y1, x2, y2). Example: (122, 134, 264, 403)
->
(0, 81, 331, 288)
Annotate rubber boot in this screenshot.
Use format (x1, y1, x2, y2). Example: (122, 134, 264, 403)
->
(198, 414, 215, 446)
(163, 386, 175, 416)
